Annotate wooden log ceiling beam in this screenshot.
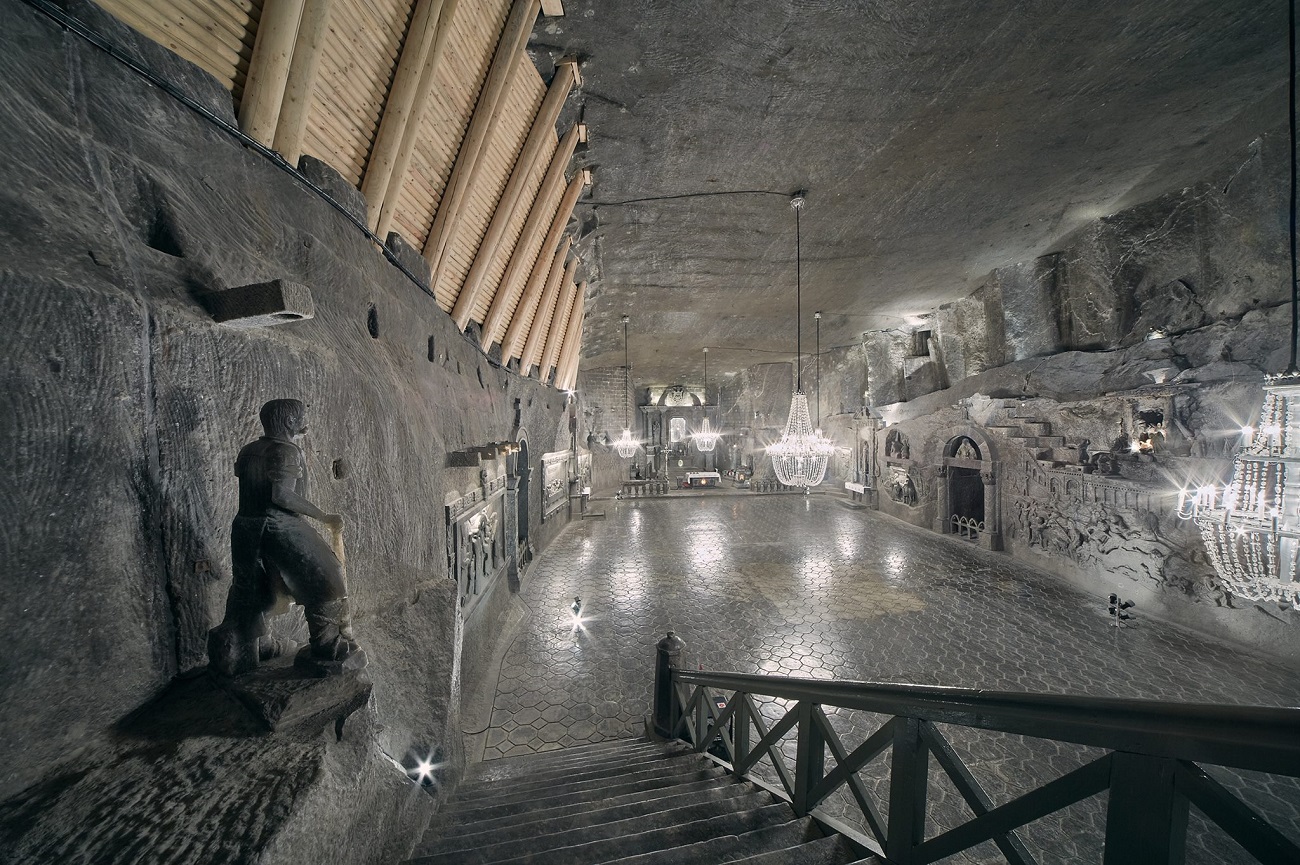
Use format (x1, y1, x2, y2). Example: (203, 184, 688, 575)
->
(521, 254, 578, 377)
(540, 0, 564, 16)
(422, 0, 542, 281)
(272, 0, 334, 165)
(239, 0, 307, 144)
(538, 270, 578, 381)
(373, 0, 461, 239)
(478, 125, 582, 349)
(504, 235, 570, 364)
(360, 0, 450, 231)
(555, 285, 585, 391)
(449, 61, 581, 331)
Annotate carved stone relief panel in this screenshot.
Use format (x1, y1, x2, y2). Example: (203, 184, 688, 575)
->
(542, 450, 570, 521)
(446, 473, 507, 622)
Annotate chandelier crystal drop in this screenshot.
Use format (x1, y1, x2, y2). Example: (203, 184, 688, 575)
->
(766, 192, 830, 488)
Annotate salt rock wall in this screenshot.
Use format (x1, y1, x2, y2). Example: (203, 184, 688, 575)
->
(0, 1, 568, 860)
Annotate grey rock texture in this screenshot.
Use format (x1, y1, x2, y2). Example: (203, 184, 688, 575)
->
(0, 1, 571, 860)
(540, 0, 1284, 384)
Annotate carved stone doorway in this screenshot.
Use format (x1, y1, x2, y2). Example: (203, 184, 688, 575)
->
(937, 431, 1000, 550)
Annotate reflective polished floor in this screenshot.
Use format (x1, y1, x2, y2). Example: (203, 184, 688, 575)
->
(472, 493, 1300, 863)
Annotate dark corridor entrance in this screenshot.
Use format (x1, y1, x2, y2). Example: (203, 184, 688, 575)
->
(949, 467, 984, 525)
(517, 440, 530, 548)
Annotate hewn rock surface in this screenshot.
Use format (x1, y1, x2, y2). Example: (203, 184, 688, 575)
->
(0, 1, 571, 860)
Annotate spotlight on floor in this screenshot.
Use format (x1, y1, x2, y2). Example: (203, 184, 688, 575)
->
(572, 596, 582, 616)
(403, 747, 444, 788)
(1108, 593, 1135, 626)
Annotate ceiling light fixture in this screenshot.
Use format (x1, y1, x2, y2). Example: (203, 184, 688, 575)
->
(694, 347, 722, 452)
(768, 193, 831, 488)
(1183, 0, 1300, 609)
(614, 315, 639, 458)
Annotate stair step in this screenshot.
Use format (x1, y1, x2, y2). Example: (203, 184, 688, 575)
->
(426, 777, 762, 850)
(417, 791, 778, 864)
(451, 753, 715, 809)
(1037, 435, 1065, 447)
(442, 765, 732, 823)
(726, 833, 863, 864)
(411, 804, 801, 865)
(466, 739, 667, 780)
(596, 817, 820, 865)
(459, 744, 696, 794)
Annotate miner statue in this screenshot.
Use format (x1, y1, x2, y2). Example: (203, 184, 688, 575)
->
(208, 399, 365, 677)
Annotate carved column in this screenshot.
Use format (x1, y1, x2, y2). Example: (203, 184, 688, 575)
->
(981, 466, 1000, 550)
(934, 463, 950, 534)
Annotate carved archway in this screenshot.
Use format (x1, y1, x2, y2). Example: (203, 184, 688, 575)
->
(937, 427, 1000, 550)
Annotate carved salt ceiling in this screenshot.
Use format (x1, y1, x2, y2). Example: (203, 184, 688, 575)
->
(545, 0, 1283, 383)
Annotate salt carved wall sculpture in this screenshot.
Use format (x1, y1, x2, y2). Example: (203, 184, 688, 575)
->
(446, 472, 508, 623)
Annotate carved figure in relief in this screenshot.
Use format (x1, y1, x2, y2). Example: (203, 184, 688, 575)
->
(209, 399, 364, 677)
(885, 429, 910, 459)
(1077, 439, 1090, 465)
(956, 439, 978, 460)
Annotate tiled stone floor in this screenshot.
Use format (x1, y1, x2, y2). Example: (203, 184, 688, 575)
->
(471, 493, 1300, 864)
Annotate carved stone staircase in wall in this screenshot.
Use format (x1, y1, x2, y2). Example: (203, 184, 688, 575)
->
(405, 738, 873, 865)
(984, 401, 1085, 470)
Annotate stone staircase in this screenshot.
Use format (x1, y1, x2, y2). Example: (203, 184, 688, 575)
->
(407, 738, 873, 865)
(985, 400, 1084, 469)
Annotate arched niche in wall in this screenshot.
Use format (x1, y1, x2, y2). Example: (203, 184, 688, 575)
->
(936, 427, 1001, 550)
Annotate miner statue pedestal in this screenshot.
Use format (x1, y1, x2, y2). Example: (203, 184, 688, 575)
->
(208, 399, 366, 678)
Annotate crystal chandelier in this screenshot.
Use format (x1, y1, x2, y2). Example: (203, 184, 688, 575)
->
(1184, 375, 1300, 608)
(768, 193, 832, 488)
(1180, 2, 1300, 609)
(694, 347, 722, 452)
(614, 314, 639, 458)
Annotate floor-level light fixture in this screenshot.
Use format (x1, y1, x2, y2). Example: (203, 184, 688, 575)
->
(768, 193, 832, 488)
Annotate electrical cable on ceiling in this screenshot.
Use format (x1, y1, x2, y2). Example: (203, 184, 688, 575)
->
(588, 190, 794, 207)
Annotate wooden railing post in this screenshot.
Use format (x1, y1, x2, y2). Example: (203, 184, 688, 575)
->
(653, 631, 685, 737)
(887, 717, 929, 864)
(1103, 753, 1188, 865)
(792, 701, 825, 816)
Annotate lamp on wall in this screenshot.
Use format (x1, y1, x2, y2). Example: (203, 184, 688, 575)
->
(1181, 0, 1300, 609)
(768, 193, 832, 488)
(614, 315, 639, 458)
(694, 347, 722, 453)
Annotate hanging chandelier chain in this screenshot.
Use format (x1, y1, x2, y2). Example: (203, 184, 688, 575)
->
(1290, 0, 1298, 373)
(622, 314, 630, 429)
(815, 311, 822, 429)
(792, 193, 804, 390)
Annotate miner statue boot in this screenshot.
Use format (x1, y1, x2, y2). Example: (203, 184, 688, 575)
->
(295, 597, 366, 676)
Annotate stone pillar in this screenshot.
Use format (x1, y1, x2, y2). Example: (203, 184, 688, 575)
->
(653, 631, 686, 738)
(934, 464, 950, 534)
(981, 467, 1000, 550)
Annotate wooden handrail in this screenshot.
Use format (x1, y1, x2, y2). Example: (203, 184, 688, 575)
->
(673, 669, 1300, 777)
